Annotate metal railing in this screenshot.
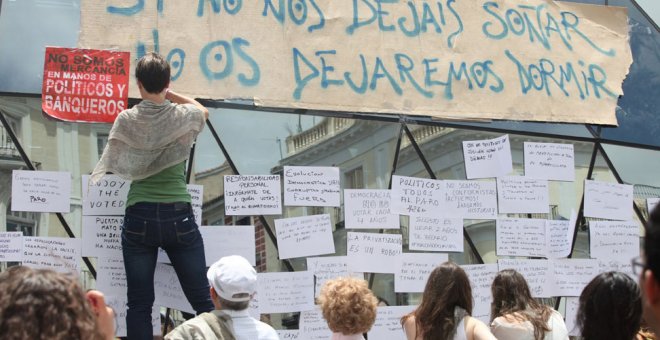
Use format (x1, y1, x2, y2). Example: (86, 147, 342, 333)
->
(0, 124, 20, 159)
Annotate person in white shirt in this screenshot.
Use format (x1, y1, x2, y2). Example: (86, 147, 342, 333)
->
(318, 277, 378, 340)
(490, 269, 568, 340)
(165, 255, 279, 340)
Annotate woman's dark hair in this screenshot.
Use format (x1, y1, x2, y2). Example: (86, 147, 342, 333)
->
(135, 52, 170, 94)
(0, 266, 105, 340)
(490, 269, 551, 340)
(401, 261, 473, 340)
(578, 271, 642, 340)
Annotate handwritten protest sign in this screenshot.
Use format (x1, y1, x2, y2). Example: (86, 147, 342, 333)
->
(498, 259, 553, 298)
(551, 258, 598, 296)
(22, 237, 81, 273)
(299, 308, 333, 340)
(307, 256, 363, 297)
(524, 142, 575, 181)
(566, 297, 580, 337)
(369, 306, 417, 340)
(82, 175, 130, 216)
(0, 232, 23, 262)
(598, 259, 635, 280)
(277, 330, 300, 340)
(391, 175, 444, 217)
(347, 232, 402, 274)
(496, 218, 547, 257)
(283, 166, 340, 207)
(344, 189, 398, 229)
(546, 210, 577, 259)
(42, 47, 129, 123)
(497, 177, 549, 214)
(463, 264, 498, 318)
(97, 257, 127, 295)
(187, 184, 203, 226)
(589, 220, 639, 260)
(275, 214, 335, 259)
(584, 180, 633, 221)
(258, 271, 315, 314)
(200, 225, 256, 265)
(80, 0, 631, 125)
(12, 170, 71, 213)
(154, 263, 195, 314)
(463, 135, 513, 179)
(395, 253, 448, 293)
(106, 295, 160, 337)
(443, 180, 497, 219)
(224, 175, 281, 215)
(82, 216, 123, 258)
(409, 216, 463, 252)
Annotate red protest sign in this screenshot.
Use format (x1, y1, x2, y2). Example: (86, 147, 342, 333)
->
(42, 47, 130, 123)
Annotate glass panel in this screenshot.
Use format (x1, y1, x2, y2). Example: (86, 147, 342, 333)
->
(0, 0, 80, 93)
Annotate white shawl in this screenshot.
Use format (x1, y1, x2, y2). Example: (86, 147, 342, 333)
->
(91, 100, 205, 183)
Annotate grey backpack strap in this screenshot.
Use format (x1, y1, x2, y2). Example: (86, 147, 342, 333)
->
(199, 312, 237, 340)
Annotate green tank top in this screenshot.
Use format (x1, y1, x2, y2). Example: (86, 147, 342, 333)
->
(126, 162, 191, 207)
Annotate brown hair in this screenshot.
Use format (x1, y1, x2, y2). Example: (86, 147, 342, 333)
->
(318, 277, 378, 335)
(401, 261, 473, 340)
(0, 266, 105, 340)
(490, 269, 551, 340)
(135, 52, 170, 93)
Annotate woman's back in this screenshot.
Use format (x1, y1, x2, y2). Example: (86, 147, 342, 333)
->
(403, 314, 496, 340)
(491, 310, 568, 340)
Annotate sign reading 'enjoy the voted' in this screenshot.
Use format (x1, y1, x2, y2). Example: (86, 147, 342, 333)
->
(80, 0, 631, 125)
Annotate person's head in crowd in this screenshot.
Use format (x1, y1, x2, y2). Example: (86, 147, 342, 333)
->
(135, 52, 170, 94)
(207, 255, 256, 311)
(490, 269, 552, 340)
(318, 277, 378, 336)
(578, 271, 641, 340)
(401, 261, 473, 339)
(0, 266, 115, 340)
(641, 204, 660, 334)
(377, 295, 391, 307)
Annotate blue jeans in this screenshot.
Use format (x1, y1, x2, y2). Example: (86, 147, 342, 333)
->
(122, 202, 214, 340)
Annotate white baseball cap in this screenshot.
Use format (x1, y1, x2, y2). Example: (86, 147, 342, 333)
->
(207, 255, 256, 302)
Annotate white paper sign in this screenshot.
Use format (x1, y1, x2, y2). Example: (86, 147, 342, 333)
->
(200, 225, 256, 265)
(409, 216, 463, 252)
(277, 330, 300, 339)
(498, 259, 554, 298)
(589, 220, 640, 260)
(443, 180, 498, 219)
(584, 180, 633, 221)
(390, 175, 444, 217)
(283, 166, 340, 207)
(82, 175, 130, 216)
(496, 219, 547, 257)
(248, 291, 260, 320)
(368, 305, 417, 340)
(463, 264, 498, 318)
(648, 198, 660, 214)
(597, 259, 635, 280)
(258, 271, 315, 314)
(12, 170, 71, 212)
(344, 189, 399, 229)
(0, 232, 23, 262)
(97, 257, 127, 295)
(551, 258, 599, 296)
(275, 214, 335, 259)
(154, 263, 195, 314)
(187, 184, 203, 227)
(106, 295, 160, 337)
(22, 237, 81, 273)
(497, 177, 549, 214)
(299, 308, 332, 340)
(347, 232, 402, 274)
(524, 142, 575, 181)
(224, 175, 282, 215)
(462, 135, 513, 179)
(565, 297, 580, 337)
(82, 216, 123, 258)
(395, 253, 449, 293)
(307, 256, 363, 297)
(546, 211, 577, 259)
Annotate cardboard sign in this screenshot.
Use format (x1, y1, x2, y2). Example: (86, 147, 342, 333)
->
(42, 47, 129, 123)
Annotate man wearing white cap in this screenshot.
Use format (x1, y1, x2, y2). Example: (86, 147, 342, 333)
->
(165, 255, 279, 340)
